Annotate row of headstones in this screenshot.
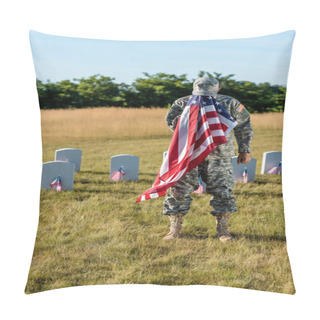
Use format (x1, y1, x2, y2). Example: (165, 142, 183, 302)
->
(41, 151, 281, 191)
(160, 151, 281, 184)
(41, 148, 83, 190)
(41, 151, 140, 191)
(196, 151, 282, 192)
(233, 150, 282, 183)
(107, 151, 282, 184)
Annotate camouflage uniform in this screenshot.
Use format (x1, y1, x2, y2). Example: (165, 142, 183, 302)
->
(163, 94, 254, 216)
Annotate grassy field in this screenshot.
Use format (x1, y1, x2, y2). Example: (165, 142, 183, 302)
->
(25, 108, 295, 294)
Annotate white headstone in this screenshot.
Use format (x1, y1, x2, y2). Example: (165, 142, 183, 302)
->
(55, 148, 82, 172)
(261, 151, 282, 174)
(41, 161, 75, 190)
(231, 156, 257, 182)
(110, 155, 139, 181)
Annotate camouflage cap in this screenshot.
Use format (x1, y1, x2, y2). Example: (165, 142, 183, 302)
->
(192, 77, 219, 96)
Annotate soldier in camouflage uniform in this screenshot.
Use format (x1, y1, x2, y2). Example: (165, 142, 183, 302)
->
(163, 78, 254, 242)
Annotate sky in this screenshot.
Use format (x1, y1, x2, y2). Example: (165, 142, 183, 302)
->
(29, 30, 295, 86)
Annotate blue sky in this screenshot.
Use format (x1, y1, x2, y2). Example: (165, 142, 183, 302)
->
(29, 30, 295, 86)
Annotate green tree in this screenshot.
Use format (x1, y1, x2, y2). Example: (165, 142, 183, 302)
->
(36, 72, 286, 112)
(56, 80, 80, 108)
(37, 80, 79, 109)
(76, 74, 120, 107)
(118, 83, 139, 108)
(132, 73, 193, 108)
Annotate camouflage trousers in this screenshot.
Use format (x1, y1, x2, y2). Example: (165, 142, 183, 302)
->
(163, 153, 237, 216)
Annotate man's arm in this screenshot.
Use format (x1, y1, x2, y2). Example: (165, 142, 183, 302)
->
(230, 99, 254, 164)
(165, 97, 189, 132)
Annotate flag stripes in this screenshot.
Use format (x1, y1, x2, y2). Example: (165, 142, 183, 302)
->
(136, 95, 237, 202)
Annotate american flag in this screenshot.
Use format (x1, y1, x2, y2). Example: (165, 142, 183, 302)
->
(242, 167, 248, 183)
(136, 95, 237, 202)
(50, 176, 62, 191)
(267, 161, 281, 175)
(111, 166, 125, 181)
(193, 177, 206, 194)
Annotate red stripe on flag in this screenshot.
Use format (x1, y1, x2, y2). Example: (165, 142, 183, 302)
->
(220, 123, 228, 132)
(166, 120, 180, 170)
(209, 123, 223, 131)
(205, 111, 219, 118)
(194, 128, 212, 149)
(212, 135, 227, 145)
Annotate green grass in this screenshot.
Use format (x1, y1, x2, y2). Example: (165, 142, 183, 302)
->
(25, 121, 294, 294)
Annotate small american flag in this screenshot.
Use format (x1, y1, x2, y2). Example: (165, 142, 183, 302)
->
(111, 166, 125, 181)
(193, 177, 206, 194)
(136, 95, 237, 202)
(242, 167, 248, 183)
(267, 162, 281, 175)
(50, 176, 62, 191)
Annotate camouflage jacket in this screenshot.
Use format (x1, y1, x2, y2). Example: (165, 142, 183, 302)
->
(165, 94, 254, 158)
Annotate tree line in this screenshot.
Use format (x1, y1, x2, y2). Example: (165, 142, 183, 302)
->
(36, 71, 287, 113)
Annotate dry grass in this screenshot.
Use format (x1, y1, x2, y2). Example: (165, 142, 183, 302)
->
(25, 108, 294, 294)
(41, 107, 171, 143)
(41, 107, 283, 143)
(250, 112, 283, 130)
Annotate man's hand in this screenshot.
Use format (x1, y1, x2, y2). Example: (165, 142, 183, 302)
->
(237, 152, 251, 164)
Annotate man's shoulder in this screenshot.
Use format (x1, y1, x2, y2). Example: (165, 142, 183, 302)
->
(173, 95, 192, 105)
(216, 94, 239, 106)
(172, 94, 240, 107)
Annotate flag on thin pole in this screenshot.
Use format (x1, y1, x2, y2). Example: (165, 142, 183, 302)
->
(267, 161, 281, 175)
(50, 176, 62, 192)
(242, 167, 248, 183)
(111, 166, 125, 181)
(136, 95, 237, 202)
(193, 177, 206, 194)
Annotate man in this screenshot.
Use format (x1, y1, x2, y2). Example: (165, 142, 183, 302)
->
(163, 77, 254, 242)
